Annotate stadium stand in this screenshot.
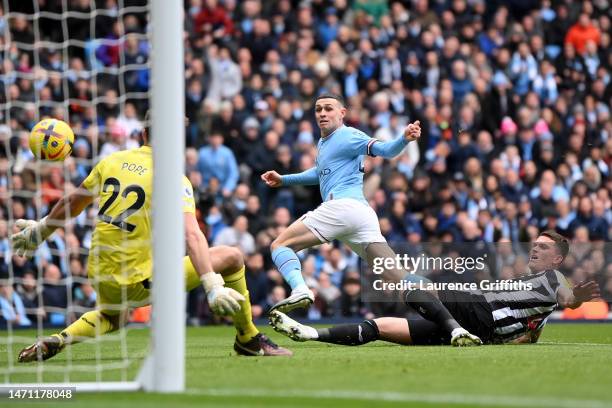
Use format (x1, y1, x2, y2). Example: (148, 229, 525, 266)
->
(0, 0, 610, 327)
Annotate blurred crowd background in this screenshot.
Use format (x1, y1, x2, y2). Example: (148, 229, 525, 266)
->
(0, 0, 610, 328)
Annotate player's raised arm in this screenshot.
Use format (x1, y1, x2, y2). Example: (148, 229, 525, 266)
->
(556, 280, 601, 309)
(403, 120, 422, 142)
(368, 120, 422, 159)
(261, 167, 319, 188)
(11, 184, 94, 257)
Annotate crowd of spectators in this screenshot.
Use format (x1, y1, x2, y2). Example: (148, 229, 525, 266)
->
(0, 0, 610, 327)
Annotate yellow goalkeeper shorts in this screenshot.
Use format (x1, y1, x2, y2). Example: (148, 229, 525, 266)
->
(95, 256, 201, 315)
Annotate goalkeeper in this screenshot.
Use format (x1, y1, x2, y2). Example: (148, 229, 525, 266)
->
(14, 119, 291, 361)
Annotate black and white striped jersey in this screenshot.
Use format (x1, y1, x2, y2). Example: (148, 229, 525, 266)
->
(479, 270, 570, 343)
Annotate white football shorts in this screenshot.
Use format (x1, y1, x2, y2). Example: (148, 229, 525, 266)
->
(300, 198, 386, 258)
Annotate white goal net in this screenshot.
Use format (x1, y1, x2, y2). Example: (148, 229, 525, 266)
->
(0, 0, 184, 392)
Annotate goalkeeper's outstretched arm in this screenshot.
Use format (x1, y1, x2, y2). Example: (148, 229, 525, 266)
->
(46, 184, 95, 228)
(11, 184, 94, 256)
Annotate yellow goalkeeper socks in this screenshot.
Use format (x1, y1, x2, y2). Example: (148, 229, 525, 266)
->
(222, 266, 259, 343)
(60, 310, 118, 344)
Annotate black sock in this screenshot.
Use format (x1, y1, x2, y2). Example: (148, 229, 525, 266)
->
(405, 290, 460, 334)
(316, 320, 379, 346)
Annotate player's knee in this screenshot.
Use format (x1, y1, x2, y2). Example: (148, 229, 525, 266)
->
(372, 317, 392, 333)
(221, 246, 244, 273)
(230, 247, 244, 270)
(101, 311, 123, 332)
(270, 237, 286, 252)
(404, 288, 437, 306)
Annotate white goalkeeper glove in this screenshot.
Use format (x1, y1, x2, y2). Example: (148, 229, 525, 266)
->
(201, 272, 245, 316)
(11, 217, 55, 257)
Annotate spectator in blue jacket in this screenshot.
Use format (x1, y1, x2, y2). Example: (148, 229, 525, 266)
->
(197, 132, 239, 198)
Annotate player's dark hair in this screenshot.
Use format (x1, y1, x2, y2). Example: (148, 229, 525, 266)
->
(315, 93, 346, 107)
(540, 230, 569, 259)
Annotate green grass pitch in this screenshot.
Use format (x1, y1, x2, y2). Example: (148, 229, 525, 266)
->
(1, 323, 611, 407)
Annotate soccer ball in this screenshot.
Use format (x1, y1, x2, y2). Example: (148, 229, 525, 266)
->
(29, 118, 75, 161)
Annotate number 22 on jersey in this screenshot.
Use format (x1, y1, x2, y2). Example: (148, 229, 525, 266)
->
(97, 177, 145, 232)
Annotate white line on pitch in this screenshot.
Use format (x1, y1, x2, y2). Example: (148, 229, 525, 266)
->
(186, 388, 610, 408)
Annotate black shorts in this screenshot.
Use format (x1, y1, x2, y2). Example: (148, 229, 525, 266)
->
(407, 290, 495, 345)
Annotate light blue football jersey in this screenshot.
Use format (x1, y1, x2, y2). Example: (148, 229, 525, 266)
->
(315, 125, 375, 204)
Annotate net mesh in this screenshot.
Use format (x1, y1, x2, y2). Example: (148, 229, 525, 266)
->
(1, 0, 151, 384)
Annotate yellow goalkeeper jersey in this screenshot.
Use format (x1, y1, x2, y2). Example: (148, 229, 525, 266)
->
(82, 145, 196, 285)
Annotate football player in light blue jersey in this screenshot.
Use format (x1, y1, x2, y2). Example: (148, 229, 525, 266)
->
(261, 94, 421, 312)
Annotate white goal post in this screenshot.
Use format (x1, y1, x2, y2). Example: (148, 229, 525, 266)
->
(145, 0, 185, 393)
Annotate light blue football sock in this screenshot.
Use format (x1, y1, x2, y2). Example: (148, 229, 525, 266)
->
(271, 246, 306, 290)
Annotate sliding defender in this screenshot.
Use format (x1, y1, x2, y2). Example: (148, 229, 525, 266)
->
(270, 231, 600, 347)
